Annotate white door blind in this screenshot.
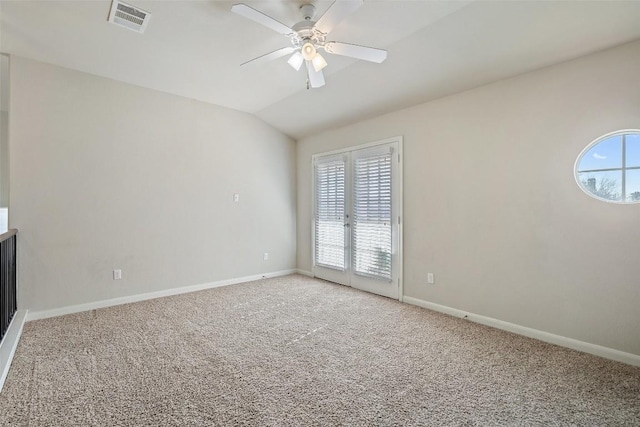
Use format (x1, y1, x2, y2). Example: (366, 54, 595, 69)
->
(315, 158, 346, 270)
(353, 151, 392, 280)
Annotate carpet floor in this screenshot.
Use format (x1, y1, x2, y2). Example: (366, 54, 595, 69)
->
(0, 274, 638, 426)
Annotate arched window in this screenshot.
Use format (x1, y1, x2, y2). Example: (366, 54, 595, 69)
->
(575, 130, 640, 203)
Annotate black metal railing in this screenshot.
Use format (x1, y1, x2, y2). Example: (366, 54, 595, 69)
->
(0, 229, 17, 342)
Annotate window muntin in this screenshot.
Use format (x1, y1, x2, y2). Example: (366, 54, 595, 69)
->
(575, 130, 640, 203)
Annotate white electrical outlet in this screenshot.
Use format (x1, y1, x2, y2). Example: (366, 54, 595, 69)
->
(233, 193, 240, 202)
(263, 252, 269, 261)
(427, 273, 434, 284)
(113, 269, 122, 280)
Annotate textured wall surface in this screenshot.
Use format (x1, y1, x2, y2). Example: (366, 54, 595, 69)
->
(10, 57, 297, 312)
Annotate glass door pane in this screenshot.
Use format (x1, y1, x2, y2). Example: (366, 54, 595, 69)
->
(314, 157, 346, 270)
(352, 151, 392, 280)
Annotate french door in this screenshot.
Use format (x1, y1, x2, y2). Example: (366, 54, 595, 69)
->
(312, 138, 402, 300)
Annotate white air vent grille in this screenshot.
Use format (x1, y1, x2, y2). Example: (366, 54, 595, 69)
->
(108, 0, 151, 33)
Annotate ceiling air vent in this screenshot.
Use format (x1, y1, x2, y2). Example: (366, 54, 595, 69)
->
(108, 0, 151, 33)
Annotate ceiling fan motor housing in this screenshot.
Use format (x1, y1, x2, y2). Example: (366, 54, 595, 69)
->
(291, 21, 325, 50)
(290, 3, 326, 50)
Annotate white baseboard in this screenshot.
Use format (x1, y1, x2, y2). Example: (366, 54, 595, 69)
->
(403, 296, 640, 367)
(0, 310, 27, 392)
(295, 269, 313, 277)
(26, 269, 297, 322)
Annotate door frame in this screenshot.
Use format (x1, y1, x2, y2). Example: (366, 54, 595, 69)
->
(311, 136, 404, 302)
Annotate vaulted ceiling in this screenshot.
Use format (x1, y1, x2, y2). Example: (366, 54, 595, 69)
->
(2, 1, 640, 138)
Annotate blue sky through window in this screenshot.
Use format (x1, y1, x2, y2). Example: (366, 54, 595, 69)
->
(578, 135, 622, 170)
(627, 134, 640, 167)
(627, 170, 640, 201)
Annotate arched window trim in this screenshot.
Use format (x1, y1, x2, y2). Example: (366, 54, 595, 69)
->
(574, 129, 640, 204)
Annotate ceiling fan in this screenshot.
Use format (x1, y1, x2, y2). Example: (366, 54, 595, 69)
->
(231, 0, 387, 89)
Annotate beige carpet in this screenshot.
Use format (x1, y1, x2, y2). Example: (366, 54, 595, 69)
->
(0, 274, 638, 426)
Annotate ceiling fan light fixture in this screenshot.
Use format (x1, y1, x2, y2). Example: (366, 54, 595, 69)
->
(301, 42, 316, 61)
(287, 51, 304, 71)
(312, 53, 328, 72)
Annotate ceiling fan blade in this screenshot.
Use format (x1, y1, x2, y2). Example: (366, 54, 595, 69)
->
(231, 3, 293, 35)
(241, 47, 296, 67)
(306, 61, 325, 88)
(324, 42, 387, 63)
(314, 0, 363, 35)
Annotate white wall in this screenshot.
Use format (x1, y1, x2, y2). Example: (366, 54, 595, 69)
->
(1, 54, 9, 209)
(0, 111, 7, 208)
(10, 56, 296, 312)
(297, 40, 640, 356)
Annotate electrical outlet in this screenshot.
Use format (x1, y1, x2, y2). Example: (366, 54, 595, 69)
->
(113, 269, 122, 280)
(263, 252, 269, 261)
(427, 273, 434, 284)
(233, 193, 240, 202)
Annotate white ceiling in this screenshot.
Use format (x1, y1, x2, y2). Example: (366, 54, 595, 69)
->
(2, 0, 640, 138)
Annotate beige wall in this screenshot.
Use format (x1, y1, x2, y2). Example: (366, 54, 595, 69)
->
(10, 56, 296, 312)
(297, 40, 640, 356)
